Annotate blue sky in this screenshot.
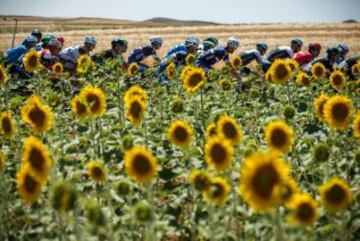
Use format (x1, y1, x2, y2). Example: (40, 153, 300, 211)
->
(0, 0, 359, 23)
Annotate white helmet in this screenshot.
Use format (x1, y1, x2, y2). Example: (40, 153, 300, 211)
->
(227, 37, 240, 49)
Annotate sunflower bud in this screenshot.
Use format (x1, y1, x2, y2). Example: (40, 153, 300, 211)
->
(122, 135, 134, 150)
(51, 181, 77, 213)
(116, 180, 131, 196)
(133, 200, 153, 223)
(354, 151, 360, 163)
(283, 105, 296, 119)
(86, 202, 105, 226)
(170, 97, 184, 113)
(313, 143, 330, 162)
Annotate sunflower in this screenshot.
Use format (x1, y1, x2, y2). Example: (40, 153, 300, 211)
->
(219, 79, 232, 91)
(313, 93, 330, 121)
(124, 85, 148, 106)
(70, 95, 89, 119)
(51, 181, 77, 213)
(180, 65, 195, 82)
(188, 169, 211, 192)
(16, 166, 44, 203)
(86, 161, 107, 182)
(353, 112, 360, 138)
(206, 123, 217, 139)
(0, 111, 16, 139)
(230, 55, 242, 69)
(0, 64, 7, 85)
(183, 67, 206, 93)
(0, 150, 5, 172)
(204, 136, 234, 172)
(311, 62, 326, 80)
(204, 177, 231, 206)
(166, 62, 176, 80)
(269, 59, 291, 85)
(296, 72, 311, 87)
(216, 115, 243, 145)
(125, 96, 146, 125)
(52, 62, 64, 76)
(167, 120, 193, 148)
(124, 146, 158, 184)
(280, 178, 300, 205)
(329, 70, 346, 91)
(186, 54, 195, 65)
(264, 120, 294, 154)
(323, 95, 353, 130)
(319, 177, 352, 212)
(265, 71, 273, 83)
(22, 136, 52, 181)
(20, 95, 54, 132)
(76, 54, 91, 74)
(127, 62, 139, 76)
(352, 63, 360, 75)
(79, 86, 107, 118)
(286, 59, 299, 72)
(239, 151, 291, 211)
(287, 193, 318, 227)
(23, 49, 41, 73)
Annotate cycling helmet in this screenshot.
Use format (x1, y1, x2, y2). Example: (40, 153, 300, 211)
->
(309, 42, 321, 51)
(327, 46, 340, 56)
(56, 35, 65, 46)
(31, 29, 42, 41)
(150, 36, 163, 45)
(256, 42, 268, 51)
(227, 37, 240, 48)
(291, 38, 303, 46)
(24, 35, 38, 44)
(84, 36, 97, 45)
(49, 39, 62, 49)
(204, 36, 219, 46)
(174, 51, 187, 64)
(185, 36, 200, 48)
(338, 44, 349, 54)
(42, 34, 56, 45)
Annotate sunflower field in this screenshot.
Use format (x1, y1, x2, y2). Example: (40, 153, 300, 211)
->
(0, 54, 360, 241)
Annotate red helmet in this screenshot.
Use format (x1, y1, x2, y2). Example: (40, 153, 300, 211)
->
(56, 35, 65, 47)
(309, 43, 321, 51)
(49, 39, 62, 50)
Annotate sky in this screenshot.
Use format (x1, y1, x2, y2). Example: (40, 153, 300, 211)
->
(0, 0, 359, 24)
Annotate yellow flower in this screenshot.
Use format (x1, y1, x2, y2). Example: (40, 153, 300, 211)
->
(20, 95, 54, 132)
(183, 67, 206, 93)
(180, 65, 195, 82)
(52, 62, 64, 76)
(351, 63, 360, 75)
(23, 49, 41, 73)
(87, 161, 107, 182)
(79, 86, 107, 118)
(186, 54, 195, 65)
(230, 55, 242, 69)
(311, 62, 326, 80)
(216, 115, 243, 145)
(323, 95, 353, 130)
(0, 150, 5, 172)
(204, 136, 234, 172)
(22, 136, 52, 181)
(204, 177, 231, 206)
(329, 70, 346, 91)
(206, 123, 217, 139)
(219, 79, 232, 91)
(269, 59, 291, 84)
(76, 54, 91, 74)
(124, 146, 158, 184)
(353, 112, 360, 138)
(265, 71, 273, 83)
(127, 62, 139, 76)
(319, 177, 352, 212)
(16, 166, 44, 203)
(125, 96, 146, 125)
(167, 120, 193, 148)
(166, 62, 176, 80)
(124, 85, 148, 106)
(280, 178, 300, 205)
(188, 169, 211, 192)
(264, 120, 294, 154)
(313, 93, 330, 121)
(239, 151, 291, 211)
(0, 64, 7, 85)
(287, 193, 318, 227)
(0, 111, 16, 139)
(286, 59, 299, 72)
(296, 72, 311, 87)
(70, 95, 89, 119)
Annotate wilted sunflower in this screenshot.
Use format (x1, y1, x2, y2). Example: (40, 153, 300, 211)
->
(311, 62, 326, 80)
(269, 59, 291, 84)
(186, 54, 195, 65)
(16, 166, 44, 203)
(23, 49, 41, 73)
(52, 62, 64, 76)
(126, 97, 146, 125)
(219, 79, 232, 91)
(0, 64, 7, 85)
(167, 120, 193, 148)
(329, 70, 346, 91)
(296, 72, 311, 87)
(22, 136, 52, 181)
(188, 169, 211, 193)
(264, 120, 294, 154)
(70, 95, 89, 119)
(180, 65, 194, 82)
(206, 123, 217, 139)
(127, 62, 139, 76)
(239, 151, 291, 211)
(183, 67, 206, 93)
(204, 136, 234, 172)
(287, 193, 318, 227)
(124, 146, 158, 184)
(76, 54, 91, 74)
(87, 161, 107, 182)
(319, 177, 352, 212)
(323, 95, 353, 130)
(79, 86, 107, 118)
(216, 115, 243, 145)
(313, 93, 330, 121)
(0, 150, 5, 172)
(280, 178, 300, 205)
(230, 55, 242, 69)
(204, 177, 231, 206)
(166, 62, 176, 80)
(286, 59, 299, 72)
(124, 85, 148, 106)
(353, 112, 360, 138)
(20, 95, 54, 132)
(0, 111, 16, 139)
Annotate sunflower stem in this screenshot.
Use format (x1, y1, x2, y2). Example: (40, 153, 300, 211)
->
(286, 83, 292, 106)
(273, 207, 285, 241)
(200, 88, 205, 128)
(3, 81, 9, 109)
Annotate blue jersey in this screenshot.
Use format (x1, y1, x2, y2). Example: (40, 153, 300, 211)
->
(195, 47, 226, 71)
(239, 49, 264, 66)
(5, 44, 29, 65)
(164, 44, 187, 59)
(128, 45, 156, 64)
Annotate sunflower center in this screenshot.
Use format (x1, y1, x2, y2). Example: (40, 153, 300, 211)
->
(188, 73, 203, 87)
(28, 55, 38, 68)
(2, 117, 12, 133)
(173, 126, 188, 142)
(296, 202, 314, 222)
(302, 76, 310, 85)
(325, 184, 346, 204)
(331, 103, 349, 122)
(270, 128, 287, 148)
(29, 147, 46, 172)
(274, 64, 289, 80)
(86, 94, 101, 112)
(210, 143, 227, 164)
(222, 122, 237, 139)
(133, 154, 152, 175)
(91, 166, 104, 178)
(314, 66, 324, 77)
(281, 184, 293, 201)
(251, 164, 279, 198)
(332, 74, 343, 86)
(194, 174, 210, 191)
(29, 105, 46, 127)
(76, 101, 87, 115)
(130, 101, 143, 119)
(210, 183, 224, 199)
(24, 174, 38, 193)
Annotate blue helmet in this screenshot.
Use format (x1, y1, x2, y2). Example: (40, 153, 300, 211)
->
(338, 44, 349, 54)
(84, 36, 97, 45)
(150, 36, 163, 45)
(24, 35, 38, 44)
(174, 50, 187, 64)
(256, 42, 268, 51)
(185, 36, 200, 48)
(227, 37, 240, 48)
